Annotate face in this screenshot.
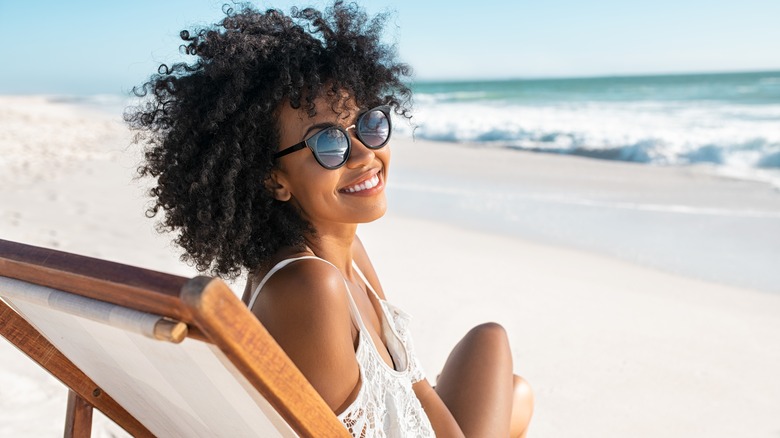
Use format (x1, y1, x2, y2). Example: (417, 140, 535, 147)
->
(269, 95, 391, 231)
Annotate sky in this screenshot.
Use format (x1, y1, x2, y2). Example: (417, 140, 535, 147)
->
(1, 0, 779, 94)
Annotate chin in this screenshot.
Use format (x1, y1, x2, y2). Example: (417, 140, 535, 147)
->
(361, 210, 386, 224)
(357, 200, 388, 223)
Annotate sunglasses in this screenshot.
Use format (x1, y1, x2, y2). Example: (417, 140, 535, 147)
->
(274, 105, 392, 169)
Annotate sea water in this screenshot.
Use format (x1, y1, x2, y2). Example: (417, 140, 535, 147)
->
(402, 71, 780, 187)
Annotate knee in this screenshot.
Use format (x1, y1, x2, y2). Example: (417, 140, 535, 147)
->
(466, 322, 509, 346)
(469, 322, 508, 340)
(459, 322, 512, 362)
(513, 375, 534, 410)
(511, 375, 535, 437)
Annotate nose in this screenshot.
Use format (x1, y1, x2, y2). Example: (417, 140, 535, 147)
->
(345, 126, 375, 168)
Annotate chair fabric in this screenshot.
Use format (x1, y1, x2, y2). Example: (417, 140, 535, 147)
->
(0, 279, 296, 437)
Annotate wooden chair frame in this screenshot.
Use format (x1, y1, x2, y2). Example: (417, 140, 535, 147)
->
(0, 239, 349, 437)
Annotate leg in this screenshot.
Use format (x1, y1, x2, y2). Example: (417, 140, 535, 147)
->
(435, 322, 514, 437)
(510, 376, 534, 438)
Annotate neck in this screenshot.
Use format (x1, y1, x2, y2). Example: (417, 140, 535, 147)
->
(303, 222, 358, 277)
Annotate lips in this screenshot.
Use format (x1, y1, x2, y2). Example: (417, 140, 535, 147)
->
(339, 169, 382, 194)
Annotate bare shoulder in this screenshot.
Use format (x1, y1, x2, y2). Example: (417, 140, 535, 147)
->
(250, 258, 360, 412)
(351, 235, 387, 299)
(252, 258, 352, 341)
(255, 259, 347, 309)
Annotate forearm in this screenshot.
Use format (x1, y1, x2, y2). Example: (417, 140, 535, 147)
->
(413, 379, 465, 438)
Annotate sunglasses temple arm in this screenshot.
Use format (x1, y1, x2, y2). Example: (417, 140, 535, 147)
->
(273, 142, 307, 159)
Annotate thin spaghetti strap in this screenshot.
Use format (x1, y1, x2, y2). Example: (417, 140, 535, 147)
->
(351, 260, 382, 302)
(247, 255, 321, 310)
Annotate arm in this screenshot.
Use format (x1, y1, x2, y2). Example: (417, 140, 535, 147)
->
(250, 259, 361, 413)
(414, 379, 465, 437)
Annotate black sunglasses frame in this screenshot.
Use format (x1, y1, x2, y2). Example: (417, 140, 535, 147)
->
(273, 105, 392, 170)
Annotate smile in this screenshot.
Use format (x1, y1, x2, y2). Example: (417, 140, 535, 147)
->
(341, 173, 381, 193)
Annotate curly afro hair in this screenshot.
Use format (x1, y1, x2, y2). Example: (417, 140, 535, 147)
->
(125, 1, 412, 279)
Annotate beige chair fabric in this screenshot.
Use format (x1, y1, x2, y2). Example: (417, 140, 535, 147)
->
(0, 277, 298, 437)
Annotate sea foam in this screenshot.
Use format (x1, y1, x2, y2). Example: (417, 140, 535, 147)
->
(399, 73, 780, 187)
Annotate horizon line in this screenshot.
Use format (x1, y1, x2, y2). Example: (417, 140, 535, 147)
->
(411, 68, 780, 84)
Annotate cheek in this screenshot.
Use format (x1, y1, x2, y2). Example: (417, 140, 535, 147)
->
(376, 146, 391, 166)
(380, 148, 391, 175)
(288, 170, 341, 204)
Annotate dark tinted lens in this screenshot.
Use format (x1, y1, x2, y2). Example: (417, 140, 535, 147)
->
(357, 108, 390, 148)
(312, 127, 350, 168)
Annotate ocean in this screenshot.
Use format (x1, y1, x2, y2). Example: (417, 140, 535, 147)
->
(403, 71, 780, 187)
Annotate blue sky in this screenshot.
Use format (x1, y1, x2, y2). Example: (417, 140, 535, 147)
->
(1, 0, 779, 94)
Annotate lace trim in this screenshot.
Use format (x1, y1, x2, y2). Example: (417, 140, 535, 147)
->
(381, 301, 426, 384)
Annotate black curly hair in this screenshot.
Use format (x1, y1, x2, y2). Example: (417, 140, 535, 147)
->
(125, 1, 412, 279)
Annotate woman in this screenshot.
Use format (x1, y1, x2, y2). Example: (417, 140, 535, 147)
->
(127, 2, 533, 436)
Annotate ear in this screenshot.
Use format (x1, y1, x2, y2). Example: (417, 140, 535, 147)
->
(264, 170, 292, 202)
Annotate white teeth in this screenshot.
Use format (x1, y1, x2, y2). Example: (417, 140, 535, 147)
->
(345, 174, 379, 193)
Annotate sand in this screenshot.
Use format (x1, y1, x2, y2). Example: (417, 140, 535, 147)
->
(1, 96, 779, 437)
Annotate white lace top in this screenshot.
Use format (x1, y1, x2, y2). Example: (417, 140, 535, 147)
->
(248, 256, 435, 437)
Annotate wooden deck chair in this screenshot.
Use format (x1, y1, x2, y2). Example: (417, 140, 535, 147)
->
(0, 239, 350, 437)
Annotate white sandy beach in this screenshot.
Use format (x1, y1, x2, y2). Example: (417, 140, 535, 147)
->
(1, 96, 780, 437)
